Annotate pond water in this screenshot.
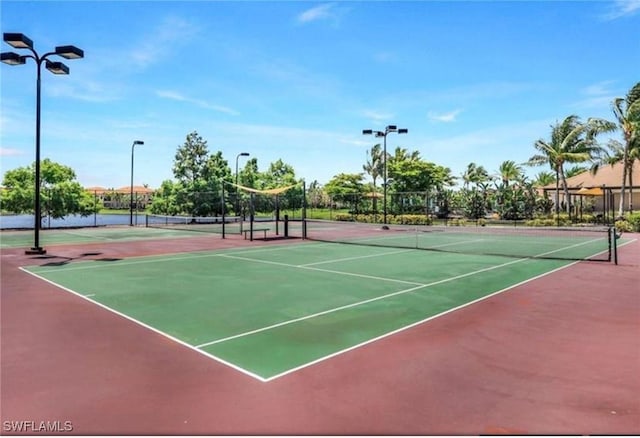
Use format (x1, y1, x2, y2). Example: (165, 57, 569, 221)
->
(0, 213, 145, 229)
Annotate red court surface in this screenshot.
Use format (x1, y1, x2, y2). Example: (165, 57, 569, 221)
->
(1, 233, 639, 435)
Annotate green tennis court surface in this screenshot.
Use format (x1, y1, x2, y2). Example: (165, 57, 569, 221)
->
(22, 235, 627, 382)
(0, 226, 206, 248)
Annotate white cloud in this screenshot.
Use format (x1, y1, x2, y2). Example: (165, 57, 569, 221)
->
(339, 137, 371, 147)
(297, 3, 335, 24)
(295, 3, 349, 26)
(582, 80, 615, 96)
(602, 0, 640, 19)
(46, 79, 122, 103)
(572, 80, 617, 109)
(156, 90, 240, 115)
(427, 109, 463, 123)
(0, 147, 25, 157)
(25, 15, 202, 104)
(129, 16, 201, 69)
(362, 110, 395, 124)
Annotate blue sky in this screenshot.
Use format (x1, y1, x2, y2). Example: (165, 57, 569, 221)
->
(1, 0, 639, 189)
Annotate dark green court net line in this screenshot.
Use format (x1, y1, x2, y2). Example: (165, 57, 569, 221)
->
(302, 219, 614, 262)
(145, 214, 243, 235)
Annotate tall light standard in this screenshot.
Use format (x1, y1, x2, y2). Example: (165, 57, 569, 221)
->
(1, 33, 84, 255)
(130, 140, 144, 226)
(362, 125, 408, 224)
(235, 152, 250, 215)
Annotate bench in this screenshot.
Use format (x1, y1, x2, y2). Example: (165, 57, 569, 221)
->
(242, 228, 269, 240)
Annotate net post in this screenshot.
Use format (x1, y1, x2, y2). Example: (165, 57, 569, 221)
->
(221, 182, 226, 239)
(93, 190, 98, 227)
(145, 214, 149, 228)
(275, 195, 280, 236)
(250, 192, 255, 241)
(302, 179, 307, 239)
(612, 226, 618, 265)
(284, 214, 289, 238)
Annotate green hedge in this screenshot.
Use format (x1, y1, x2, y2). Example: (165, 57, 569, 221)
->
(616, 212, 640, 232)
(333, 213, 433, 225)
(627, 212, 640, 231)
(330, 212, 640, 230)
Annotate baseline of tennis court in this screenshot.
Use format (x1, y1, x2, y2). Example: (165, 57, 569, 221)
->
(22, 232, 628, 382)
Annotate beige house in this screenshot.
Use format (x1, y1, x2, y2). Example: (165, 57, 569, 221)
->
(85, 186, 155, 209)
(540, 161, 639, 215)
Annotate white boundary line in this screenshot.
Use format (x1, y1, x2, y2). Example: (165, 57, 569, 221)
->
(18, 267, 269, 382)
(30, 251, 227, 273)
(217, 253, 425, 286)
(195, 236, 605, 350)
(56, 229, 117, 241)
(27, 238, 344, 274)
(264, 236, 637, 382)
(264, 262, 577, 381)
(299, 248, 414, 267)
(19, 237, 635, 383)
(195, 255, 529, 349)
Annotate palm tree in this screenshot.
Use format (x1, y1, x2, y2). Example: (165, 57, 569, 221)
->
(497, 160, 523, 186)
(363, 144, 384, 193)
(363, 144, 384, 213)
(610, 82, 640, 216)
(566, 165, 588, 178)
(602, 138, 640, 213)
(461, 163, 475, 189)
(461, 162, 492, 219)
(389, 147, 420, 166)
(462, 162, 491, 188)
(433, 166, 457, 190)
(527, 115, 615, 214)
(533, 171, 556, 187)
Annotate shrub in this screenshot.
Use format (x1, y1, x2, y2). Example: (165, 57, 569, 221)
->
(447, 218, 468, 226)
(332, 213, 433, 225)
(390, 214, 432, 225)
(580, 213, 596, 224)
(525, 218, 557, 227)
(334, 213, 353, 222)
(615, 220, 633, 233)
(626, 212, 640, 232)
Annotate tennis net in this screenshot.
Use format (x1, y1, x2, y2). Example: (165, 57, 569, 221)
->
(145, 214, 243, 234)
(303, 219, 615, 262)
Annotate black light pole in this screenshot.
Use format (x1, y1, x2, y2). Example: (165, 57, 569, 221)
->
(1, 33, 83, 255)
(362, 125, 408, 224)
(130, 140, 144, 226)
(235, 152, 249, 215)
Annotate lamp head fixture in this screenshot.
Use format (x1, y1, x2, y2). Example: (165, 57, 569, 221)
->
(0, 52, 26, 65)
(3, 33, 33, 50)
(45, 60, 69, 75)
(55, 45, 84, 59)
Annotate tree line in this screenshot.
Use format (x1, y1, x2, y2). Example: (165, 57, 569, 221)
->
(1, 82, 638, 223)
